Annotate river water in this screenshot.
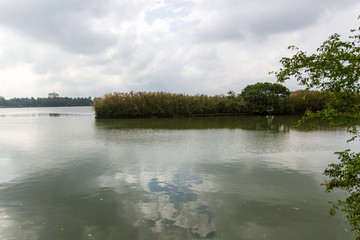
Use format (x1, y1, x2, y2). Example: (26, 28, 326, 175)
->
(0, 107, 358, 240)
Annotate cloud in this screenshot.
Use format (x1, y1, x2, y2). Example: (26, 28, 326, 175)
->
(0, 0, 359, 98)
(0, 0, 116, 54)
(190, 0, 359, 42)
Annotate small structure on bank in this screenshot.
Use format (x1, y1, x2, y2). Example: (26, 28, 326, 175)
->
(48, 92, 59, 99)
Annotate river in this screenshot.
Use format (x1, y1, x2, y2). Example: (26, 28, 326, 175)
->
(0, 106, 357, 240)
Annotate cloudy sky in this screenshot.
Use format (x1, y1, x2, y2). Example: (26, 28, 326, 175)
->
(0, 0, 359, 98)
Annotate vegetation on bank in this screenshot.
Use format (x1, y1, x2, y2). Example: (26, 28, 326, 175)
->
(273, 17, 360, 239)
(93, 91, 246, 118)
(0, 96, 93, 107)
(241, 82, 291, 114)
(285, 90, 328, 113)
(93, 83, 328, 118)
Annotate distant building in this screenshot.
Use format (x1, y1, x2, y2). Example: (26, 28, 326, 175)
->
(48, 92, 59, 98)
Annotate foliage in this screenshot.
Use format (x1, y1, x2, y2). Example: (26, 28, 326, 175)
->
(0, 96, 6, 106)
(93, 91, 246, 118)
(0, 97, 93, 107)
(284, 90, 328, 114)
(93, 88, 328, 118)
(325, 150, 360, 235)
(272, 18, 360, 239)
(240, 82, 291, 114)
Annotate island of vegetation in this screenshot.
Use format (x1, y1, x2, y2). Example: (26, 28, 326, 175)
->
(0, 96, 93, 108)
(93, 82, 328, 118)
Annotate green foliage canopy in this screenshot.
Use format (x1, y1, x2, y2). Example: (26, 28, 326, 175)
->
(272, 18, 360, 239)
(241, 82, 291, 114)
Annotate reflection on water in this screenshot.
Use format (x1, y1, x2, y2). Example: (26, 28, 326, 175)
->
(95, 115, 299, 131)
(129, 171, 216, 239)
(0, 106, 94, 118)
(0, 107, 357, 240)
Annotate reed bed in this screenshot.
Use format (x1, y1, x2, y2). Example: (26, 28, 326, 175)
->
(93, 90, 332, 118)
(93, 91, 245, 118)
(285, 90, 328, 113)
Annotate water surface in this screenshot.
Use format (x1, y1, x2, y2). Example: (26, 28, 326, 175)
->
(0, 107, 357, 240)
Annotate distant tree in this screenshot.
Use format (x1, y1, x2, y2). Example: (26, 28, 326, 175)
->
(272, 17, 360, 239)
(0, 96, 6, 106)
(0, 97, 93, 107)
(241, 82, 291, 114)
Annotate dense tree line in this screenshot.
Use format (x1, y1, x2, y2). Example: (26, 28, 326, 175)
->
(93, 83, 328, 118)
(0, 96, 92, 107)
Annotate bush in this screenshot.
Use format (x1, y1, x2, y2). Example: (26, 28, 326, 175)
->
(285, 90, 327, 114)
(241, 82, 291, 114)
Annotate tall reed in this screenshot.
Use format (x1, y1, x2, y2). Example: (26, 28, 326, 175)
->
(93, 91, 245, 118)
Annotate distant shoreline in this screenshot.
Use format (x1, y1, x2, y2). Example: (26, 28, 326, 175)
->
(0, 96, 93, 108)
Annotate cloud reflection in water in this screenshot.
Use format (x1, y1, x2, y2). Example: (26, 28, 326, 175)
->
(119, 170, 217, 238)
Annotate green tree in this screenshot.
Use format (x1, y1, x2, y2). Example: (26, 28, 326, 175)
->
(272, 18, 360, 239)
(0, 96, 6, 106)
(241, 82, 291, 114)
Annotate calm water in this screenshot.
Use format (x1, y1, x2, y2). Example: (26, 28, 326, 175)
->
(0, 107, 358, 240)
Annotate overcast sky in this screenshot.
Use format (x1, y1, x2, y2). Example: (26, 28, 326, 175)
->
(0, 0, 359, 98)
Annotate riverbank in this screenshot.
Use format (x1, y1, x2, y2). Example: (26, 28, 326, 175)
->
(93, 89, 327, 118)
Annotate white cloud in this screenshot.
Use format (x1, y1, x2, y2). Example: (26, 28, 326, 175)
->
(0, 0, 359, 98)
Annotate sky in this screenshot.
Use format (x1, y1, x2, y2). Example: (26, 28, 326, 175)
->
(0, 0, 359, 98)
